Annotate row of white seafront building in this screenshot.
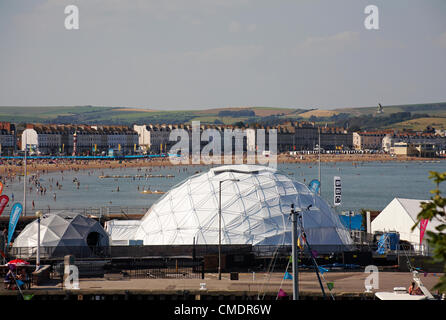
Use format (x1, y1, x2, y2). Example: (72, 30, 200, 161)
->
(0, 121, 445, 156)
(19, 123, 264, 156)
(353, 130, 446, 156)
(21, 124, 139, 155)
(134, 122, 355, 154)
(17, 121, 354, 156)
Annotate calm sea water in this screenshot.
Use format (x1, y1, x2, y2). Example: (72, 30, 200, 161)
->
(2, 160, 446, 215)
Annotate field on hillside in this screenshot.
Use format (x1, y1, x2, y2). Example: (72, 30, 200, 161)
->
(389, 117, 446, 130)
(298, 109, 340, 118)
(0, 105, 305, 125)
(195, 106, 300, 117)
(0, 106, 113, 123)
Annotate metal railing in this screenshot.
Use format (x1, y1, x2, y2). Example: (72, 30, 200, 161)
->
(53, 260, 109, 278)
(51, 258, 204, 279)
(7, 243, 435, 262)
(29, 206, 150, 217)
(120, 258, 204, 279)
(9, 246, 111, 260)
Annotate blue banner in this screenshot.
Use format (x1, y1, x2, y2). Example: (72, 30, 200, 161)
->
(308, 179, 320, 194)
(7, 203, 23, 245)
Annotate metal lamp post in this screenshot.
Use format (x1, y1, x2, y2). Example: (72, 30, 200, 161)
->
(318, 126, 321, 196)
(35, 211, 43, 271)
(218, 178, 239, 280)
(290, 204, 299, 300)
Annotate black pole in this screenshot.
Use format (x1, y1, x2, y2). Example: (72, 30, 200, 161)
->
(349, 211, 352, 236)
(290, 204, 299, 300)
(302, 229, 327, 299)
(297, 208, 329, 300)
(218, 181, 222, 280)
(192, 236, 196, 273)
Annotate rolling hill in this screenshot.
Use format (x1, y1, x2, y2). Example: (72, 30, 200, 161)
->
(0, 102, 444, 130)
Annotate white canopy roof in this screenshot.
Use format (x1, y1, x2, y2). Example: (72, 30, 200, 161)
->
(371, 198, 442, 245)
(133, 164, 352, 248)
(105, 220, 141, 245)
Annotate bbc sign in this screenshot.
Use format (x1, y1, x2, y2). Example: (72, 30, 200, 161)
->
(334, 176, 341, 206)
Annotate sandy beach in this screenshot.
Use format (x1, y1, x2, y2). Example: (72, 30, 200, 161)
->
(0, 154, 441, 176)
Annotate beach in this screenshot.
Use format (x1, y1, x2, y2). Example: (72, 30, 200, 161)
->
(0, 153, 439, 176)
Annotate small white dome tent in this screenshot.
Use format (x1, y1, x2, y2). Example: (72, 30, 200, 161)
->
(13, 211, 109, 258)
(133, 165, 352, 251)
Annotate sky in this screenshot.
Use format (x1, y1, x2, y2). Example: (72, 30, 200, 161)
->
(0, 0, 446, 110)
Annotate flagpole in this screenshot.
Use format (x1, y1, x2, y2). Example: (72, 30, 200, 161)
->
(318, 127, 321, 196)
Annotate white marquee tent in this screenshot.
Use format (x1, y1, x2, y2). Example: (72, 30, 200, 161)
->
(13, 211, 109, 258)
(371, 198, 442, 249)
(132, 165, 352, 250)
(105, 220, 141, 246)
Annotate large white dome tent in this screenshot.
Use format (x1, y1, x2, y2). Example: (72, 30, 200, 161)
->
(12, 211, 110, 258)
(133, 165, 352, 251)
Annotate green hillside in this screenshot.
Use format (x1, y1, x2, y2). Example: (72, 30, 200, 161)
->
(0, 106, 305, 126)
(0, 102, 444, 129)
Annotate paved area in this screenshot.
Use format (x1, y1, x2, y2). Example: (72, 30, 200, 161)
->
(29, 272, 443, 296)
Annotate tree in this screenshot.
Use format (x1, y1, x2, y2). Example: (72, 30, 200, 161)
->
(413, 171, 446, 293)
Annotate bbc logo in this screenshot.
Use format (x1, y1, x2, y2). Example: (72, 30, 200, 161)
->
(334, 176, 342, 206)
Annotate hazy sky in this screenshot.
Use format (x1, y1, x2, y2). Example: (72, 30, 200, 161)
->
(1, 0, 446, 110)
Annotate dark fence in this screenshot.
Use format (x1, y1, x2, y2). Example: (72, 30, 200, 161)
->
(110, 244, 253, 258)
(8, 246, 111, 260)
(119, 258, 204, 279)
(53, 260, 109, 278)
(7, 243, 434, 261)
(8, 245, 253, 260)
(51, 257, 204, 279)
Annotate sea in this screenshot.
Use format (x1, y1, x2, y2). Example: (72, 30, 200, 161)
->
(2, 160, 446, 216)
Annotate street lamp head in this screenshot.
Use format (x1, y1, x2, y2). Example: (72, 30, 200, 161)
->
(35, 210, 43, 218)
